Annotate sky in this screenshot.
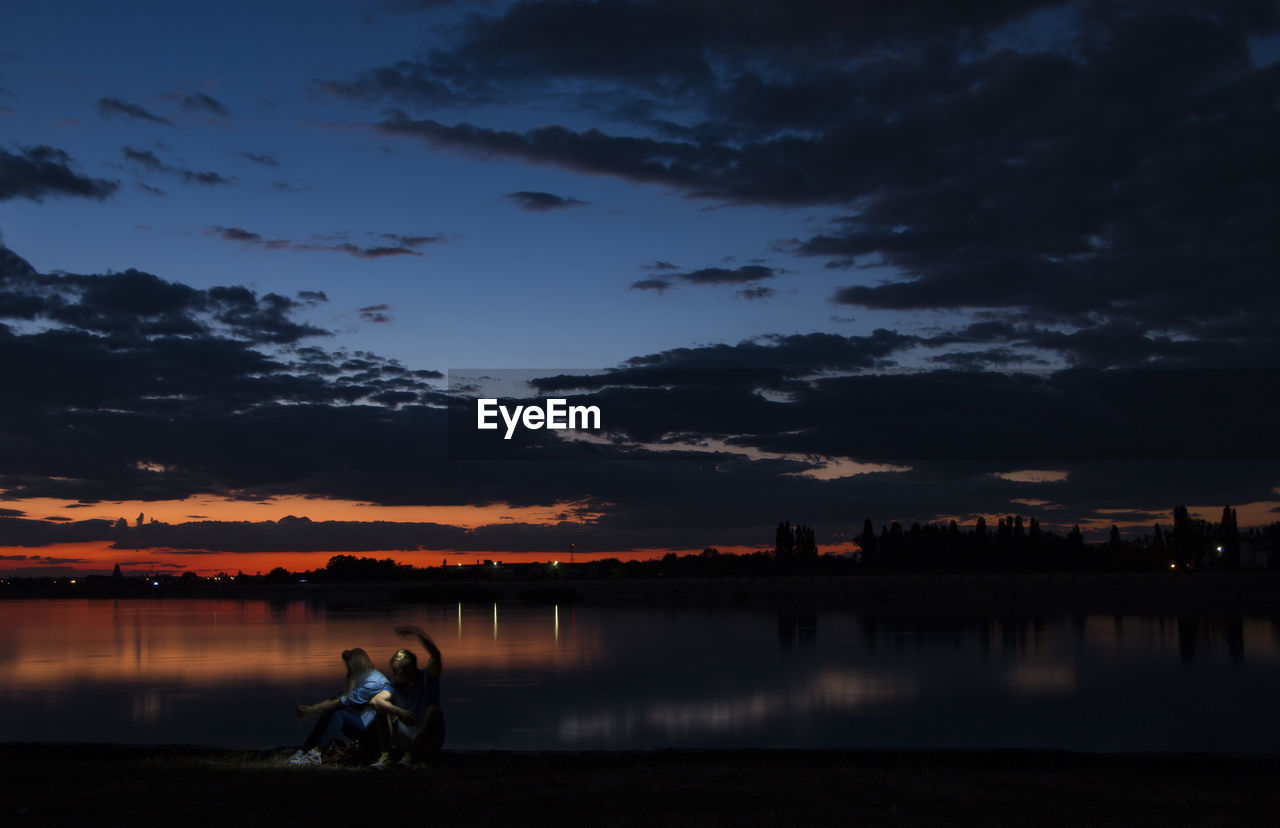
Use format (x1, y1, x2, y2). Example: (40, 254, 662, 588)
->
(2, 0, 1278, 576)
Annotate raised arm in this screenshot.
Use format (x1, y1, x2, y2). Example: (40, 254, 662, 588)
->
(396, 624, 442, 677)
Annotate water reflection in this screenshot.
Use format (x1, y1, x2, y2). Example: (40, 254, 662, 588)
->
(0, 599, 1277, 752)
(558, 669, 916, 744)
(776, 610, 817, 652)
(1, 599, 604, 691)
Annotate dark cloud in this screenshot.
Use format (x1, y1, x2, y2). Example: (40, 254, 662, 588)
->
(12, 0, 1280, 552)
(1, 243, 1275, 553)
(98, 97, 172, 126)
(630, 264, 776, 293)
(377, 0, 471, 12)
(121, 146, 166, 171)
(208, 225, 291, 249)
(121, 146, 233, 187)
(504, 190, 589, 211)
(0, 244, 326, 344)
(0, 516, 117, 548)
(0, 245, 452, 510)
(181, 169, 232, 186)
(180, 92, 229, 117)
(678, 265, 773, 285)
(359, 304, 393, 323)
(237, 151, 280, 167)
(0, 552, 90, 564)
(316, 62, 467, 108)
(630, 278, 672, 293)
(327, 243, 420, 259)
(378, 232, 446, 248)
(378, 113, 729, 194)
(349, 0, 1280, 361)
(207, 226, 440, 259)
(0, 145, 118, 202)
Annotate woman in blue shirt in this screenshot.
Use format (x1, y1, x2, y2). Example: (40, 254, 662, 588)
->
(289, 647, 390, 766)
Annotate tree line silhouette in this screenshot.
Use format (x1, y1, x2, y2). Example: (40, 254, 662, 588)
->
(7, 505, 1276, 592)
(848, 505, 1260, 573)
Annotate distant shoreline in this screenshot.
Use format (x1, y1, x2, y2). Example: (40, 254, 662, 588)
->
(4, 572, 1279, 616)
(2, 744, 1277, 826)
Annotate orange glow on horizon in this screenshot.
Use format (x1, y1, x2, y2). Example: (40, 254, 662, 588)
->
(0, 542, 760, 576)
(0, 494, 605, 529)
(0, 540, 863, 577)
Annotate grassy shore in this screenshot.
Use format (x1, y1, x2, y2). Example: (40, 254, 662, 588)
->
(2, 745, 1278, 826)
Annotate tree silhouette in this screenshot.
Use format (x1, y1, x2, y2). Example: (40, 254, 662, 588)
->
(774, 521, 795, 564)
(1173, 505, 1195, 568)
(858, 518, 878, 568)
(1220, 505, 1240, 569)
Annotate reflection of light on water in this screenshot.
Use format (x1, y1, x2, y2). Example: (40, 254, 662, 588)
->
(554, 605, 559, 642)
(131, 690, 166, 724)
(2, 599, 604, 690)
(1004, 662, 1076, 695)
(557, 669, 916, 742)
(493, 602, 498, 641)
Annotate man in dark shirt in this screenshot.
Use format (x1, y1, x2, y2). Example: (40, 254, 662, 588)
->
(371, 625, 445, 767)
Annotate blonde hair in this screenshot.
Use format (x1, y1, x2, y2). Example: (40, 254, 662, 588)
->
(390, 648, 418, 676)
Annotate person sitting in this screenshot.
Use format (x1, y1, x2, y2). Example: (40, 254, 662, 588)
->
(289, 647, 390, 766)
(370, 625, 445, 768)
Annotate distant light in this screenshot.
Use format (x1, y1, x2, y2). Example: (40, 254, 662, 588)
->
(552, 561, 558, 566)
(1169, 563, 1176, 569)
(69, 579, 76, 585)
(152, 581, 159, 586)
(1217, 546, 1223, 552)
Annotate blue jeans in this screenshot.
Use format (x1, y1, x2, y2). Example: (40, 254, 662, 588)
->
(303, 708, 367, 750)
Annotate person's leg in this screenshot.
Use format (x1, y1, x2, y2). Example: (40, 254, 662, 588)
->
(408, 707, 445, 762)
(371, 712, 399, 767)
(375, 712, 392, 752)
(302, 709, 337, 751)
(310, 708, 365, 750)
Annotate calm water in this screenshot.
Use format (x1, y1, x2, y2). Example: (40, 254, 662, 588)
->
(1, 599, 1277, 752)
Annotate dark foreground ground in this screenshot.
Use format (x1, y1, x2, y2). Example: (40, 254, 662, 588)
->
(3, 745, 1278, 827)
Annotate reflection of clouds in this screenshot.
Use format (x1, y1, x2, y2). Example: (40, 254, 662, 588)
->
(2, 600, 603, 690)
(1004, 662, 1076, 696)
(558, 669, 916, 743)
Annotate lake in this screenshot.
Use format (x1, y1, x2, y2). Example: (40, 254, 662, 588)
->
(1, 599, 1277, 752)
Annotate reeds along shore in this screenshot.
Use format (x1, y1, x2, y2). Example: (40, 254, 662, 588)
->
(1, 745, 1278, 827)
